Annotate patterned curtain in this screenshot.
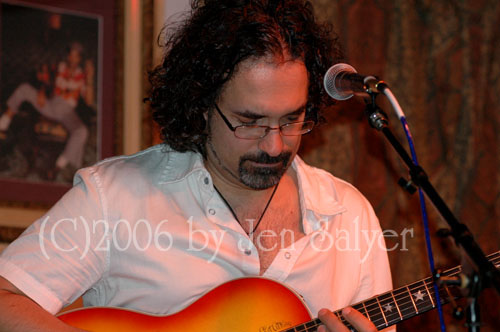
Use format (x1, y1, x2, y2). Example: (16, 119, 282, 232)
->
(302, 1, 500, 331)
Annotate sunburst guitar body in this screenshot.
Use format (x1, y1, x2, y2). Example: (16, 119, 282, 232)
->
(58, 251, 500, 332)
(58, 277, 312, 332)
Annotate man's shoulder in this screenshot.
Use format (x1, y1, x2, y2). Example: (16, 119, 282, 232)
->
(294, 156, 370, 210)
(75, 145, 202, 186)
(91, 145, 169, 171)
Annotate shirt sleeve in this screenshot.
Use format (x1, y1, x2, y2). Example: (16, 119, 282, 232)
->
(0, 166, 109, 314)
(352, 199, 393, 302)
(349, 191, 396, 332)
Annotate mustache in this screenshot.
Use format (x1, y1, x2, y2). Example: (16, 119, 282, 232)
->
(241, 152, 291, 165)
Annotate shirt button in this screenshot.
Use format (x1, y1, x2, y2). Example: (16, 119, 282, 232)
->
(204, 177, 209, 185)
(208, 208, 216, 215)
(284, 252, 291, 259)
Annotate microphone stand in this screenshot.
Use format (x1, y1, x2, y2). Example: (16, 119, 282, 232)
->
(363, 93, 500, 332)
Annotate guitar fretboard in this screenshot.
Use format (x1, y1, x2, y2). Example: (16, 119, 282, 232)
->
(283, 251, 500, 332)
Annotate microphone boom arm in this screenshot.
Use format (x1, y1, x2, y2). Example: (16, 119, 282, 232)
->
(364, 94, 500, 296)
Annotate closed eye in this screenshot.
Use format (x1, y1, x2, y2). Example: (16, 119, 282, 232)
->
(284, 116, 300, 123)
(233, 105, 306, 125)
(236, 117, 259, 126)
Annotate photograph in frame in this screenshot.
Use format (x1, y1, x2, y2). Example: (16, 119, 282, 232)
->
(0, 1, 100, 183)
(0, 0, 115, 204)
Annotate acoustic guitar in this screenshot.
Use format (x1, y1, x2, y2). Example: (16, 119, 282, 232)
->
(58, 251, 499, 331)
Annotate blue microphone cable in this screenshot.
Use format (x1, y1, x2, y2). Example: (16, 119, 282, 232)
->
(383, 88, 447, 332)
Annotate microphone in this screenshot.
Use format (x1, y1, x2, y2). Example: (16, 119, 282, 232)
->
(323, 63, 387, 100)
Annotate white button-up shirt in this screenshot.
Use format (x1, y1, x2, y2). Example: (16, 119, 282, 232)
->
(0, 145, 392, 320)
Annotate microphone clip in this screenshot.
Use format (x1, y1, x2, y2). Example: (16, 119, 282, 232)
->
(364, 93, 388, 131)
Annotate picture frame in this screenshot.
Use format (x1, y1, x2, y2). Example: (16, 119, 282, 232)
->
(0, 0, 116, 204)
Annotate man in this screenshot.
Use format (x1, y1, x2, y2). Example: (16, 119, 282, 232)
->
(0, 41, 93, 174)
(0, 1, 392, 331)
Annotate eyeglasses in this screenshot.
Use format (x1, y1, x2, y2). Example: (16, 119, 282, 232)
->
(213, 103, 315, 140)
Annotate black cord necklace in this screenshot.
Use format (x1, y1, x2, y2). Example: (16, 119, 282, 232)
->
(213, 182, 280, 235)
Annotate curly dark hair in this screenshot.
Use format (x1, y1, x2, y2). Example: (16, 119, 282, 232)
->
(148, 0, 343, 156)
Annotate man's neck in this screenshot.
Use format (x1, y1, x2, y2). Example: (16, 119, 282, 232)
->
(206, 157, 299, 206)
(205, 162, 277, 208)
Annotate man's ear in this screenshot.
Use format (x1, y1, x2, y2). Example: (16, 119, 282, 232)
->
(203, 109, 211, 135)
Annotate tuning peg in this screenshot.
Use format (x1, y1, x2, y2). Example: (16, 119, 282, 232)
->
(453, 306, 465, 320)
(398, 177, 417, 194)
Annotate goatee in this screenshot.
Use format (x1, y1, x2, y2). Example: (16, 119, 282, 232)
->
(238, 151, 291, 189)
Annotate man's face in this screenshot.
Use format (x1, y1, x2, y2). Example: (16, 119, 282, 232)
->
(67, 49, 82, 68)
(205, 57, 309, 190)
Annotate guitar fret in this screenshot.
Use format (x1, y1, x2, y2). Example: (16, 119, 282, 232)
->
(290, 251, 500, 332)
(289, 323, 301, 331)
(295, 319, 316, 332)
(340, 251, 499, 330)
(406, 285, 419, 314)
(361, 301, 370, 321)
(306, 319, 320, 332)
(334, 311, 355, 331)
(423, 278, 435, 307)
(364, 298, 385, 328)
(305, 320, 317, 328)
(410, 281, 435, 313)
(390, 290, 403, 320)
(314, 318, 323, 331)
(375, 296, 388, 327)
(392, 286, 417, 320)
(377, 291, 402, 326)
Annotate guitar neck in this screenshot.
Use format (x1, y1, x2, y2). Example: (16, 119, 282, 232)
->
(285, 251, 500, 332)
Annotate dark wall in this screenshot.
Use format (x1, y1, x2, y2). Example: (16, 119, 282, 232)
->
(301, 1, 500, 331)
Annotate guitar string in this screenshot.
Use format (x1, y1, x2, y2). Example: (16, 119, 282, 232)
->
(291, 284, 448, 332)
(376, 253, 500, 321)
(299, 260, 500, 332)
(346, 252, 500, 322)
(288, 253, 500, 332)
(363, 286, 448, 328)
(347, 279, 446, 323)
(302, 268, 494, 332)
(377, 285, 457, 327)
(59, 253, 500, 332)
(355, 276, 460, 326)
(292, 285, 454, 332)
(286, 286, 433, 331)
(347, 253, 498, 329)
(289, 254, 500, 331)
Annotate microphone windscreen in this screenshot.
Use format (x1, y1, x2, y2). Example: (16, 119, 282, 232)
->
(323, 63, 357, 100)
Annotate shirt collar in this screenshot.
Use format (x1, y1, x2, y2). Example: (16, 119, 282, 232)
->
(158, 147, 207, 184)
(292, 155, 347, 225)
(158, 148, 347, 218)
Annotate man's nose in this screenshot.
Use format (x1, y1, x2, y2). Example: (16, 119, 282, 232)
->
(258, 128, 284, 157)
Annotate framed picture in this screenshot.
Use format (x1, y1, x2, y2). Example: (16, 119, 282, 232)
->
(0, 0, 116, 204)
